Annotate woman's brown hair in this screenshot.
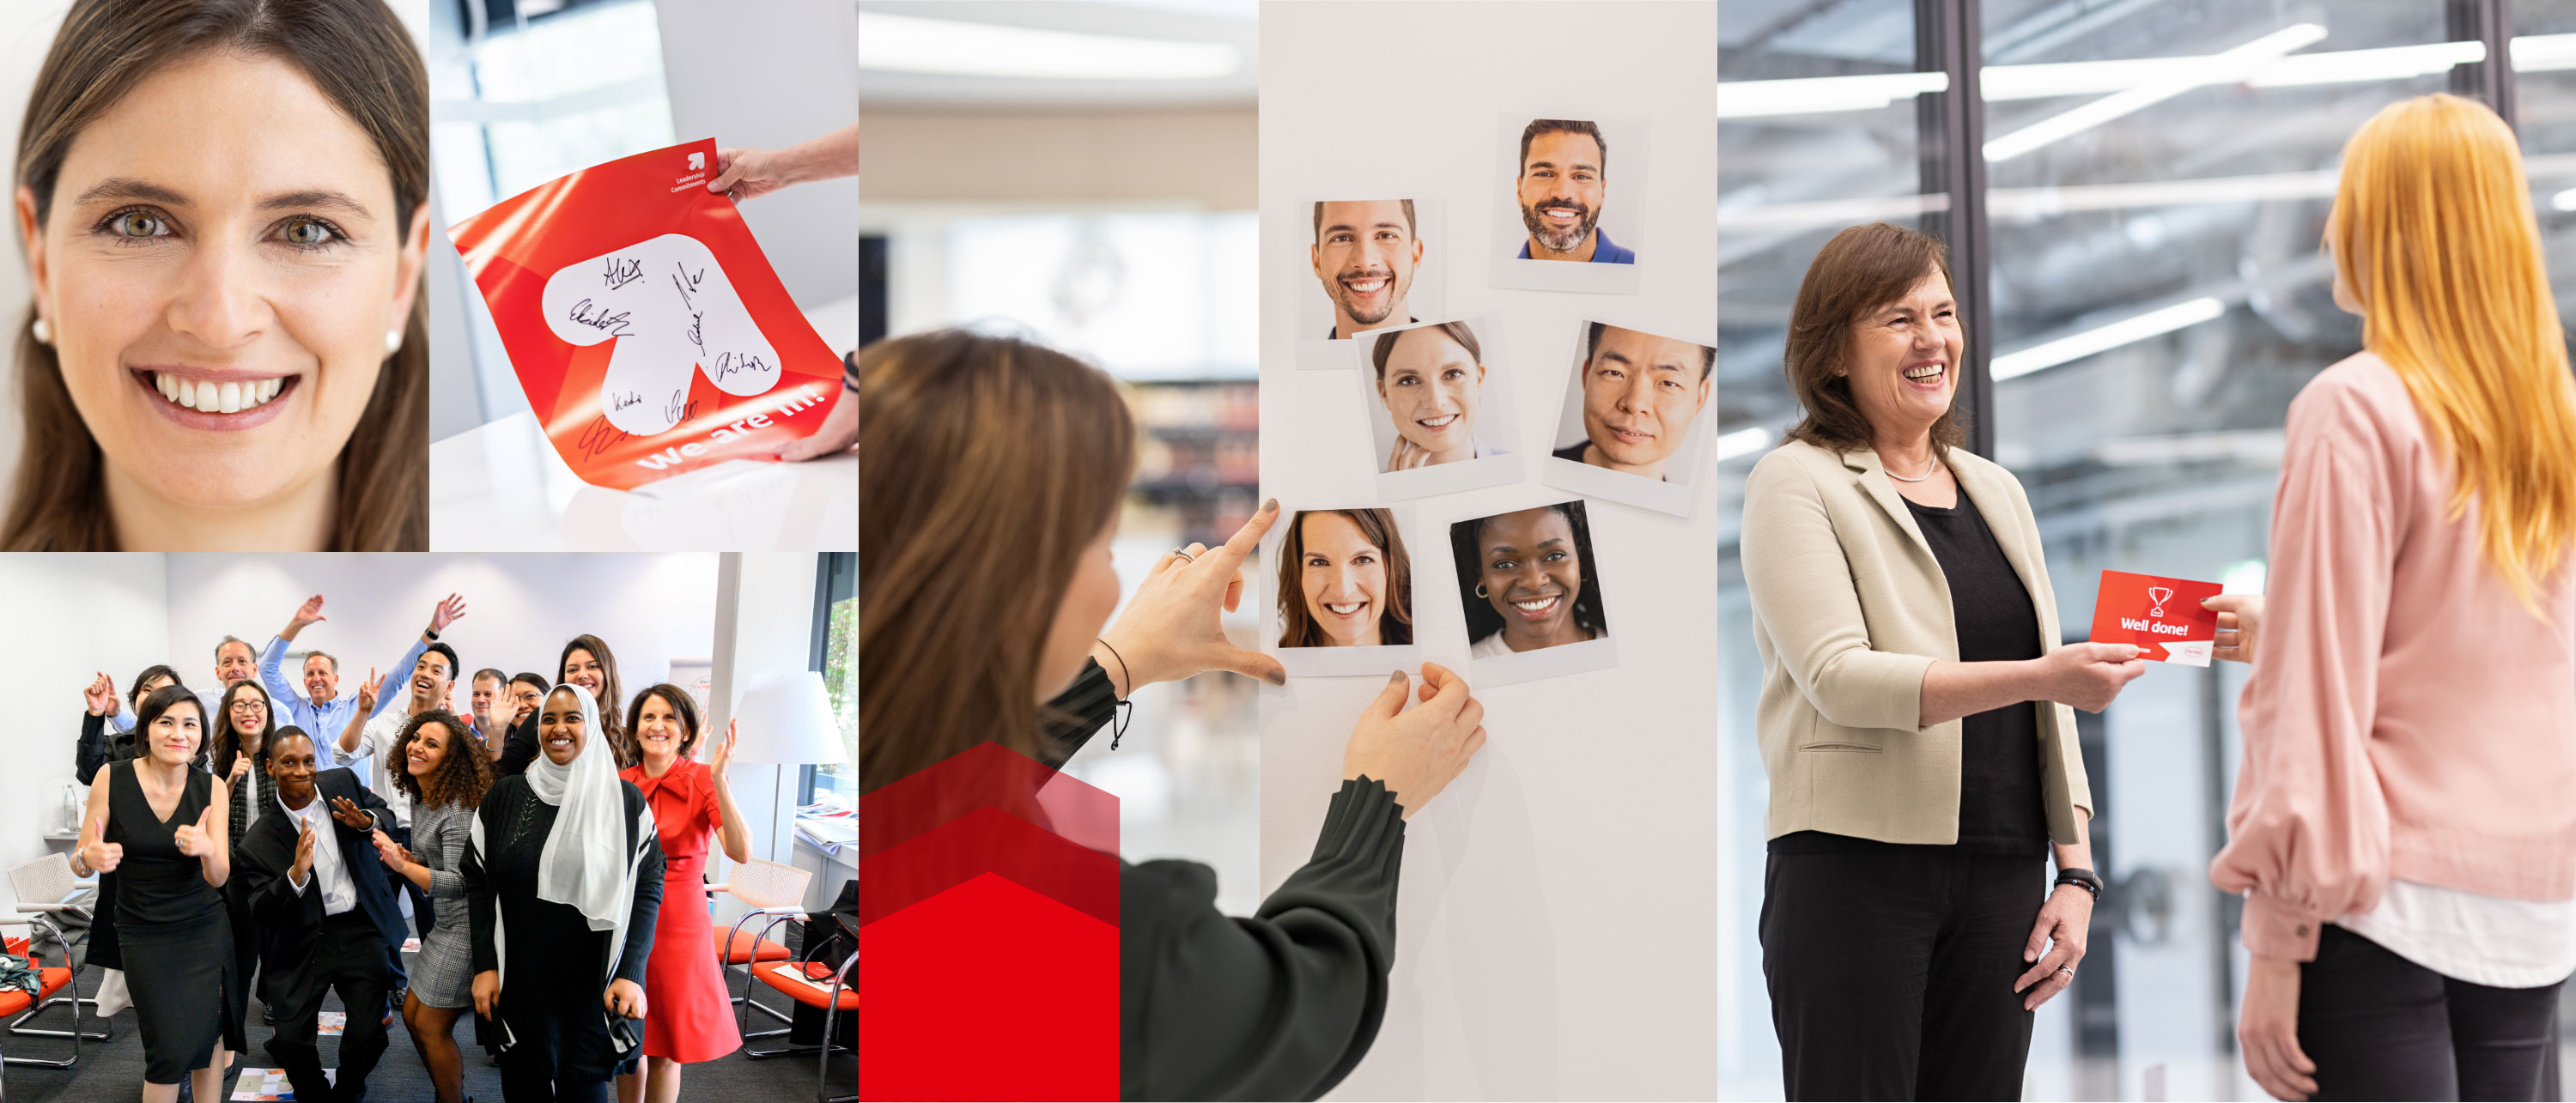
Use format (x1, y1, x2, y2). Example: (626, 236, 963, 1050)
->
(859, 329, 1135, 793)
(391, 708, 493, 812)
(1370, 320, 1483, 382)
(627, 683, 703, 760)
(4, 0, 428, 550)
(560, 634, 630, 768)
(1782, 222, 1965, 458)
(211, 678, 275, 778)
(1275, 508, 1413, 647)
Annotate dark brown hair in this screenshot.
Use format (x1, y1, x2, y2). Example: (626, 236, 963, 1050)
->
(1275, 508, 1413, 648)
(627, 683, 703, 760)
(1519, 118, 1607, 176)
(1782, 222, 1966, 457)
(1311, 198, 1417, 242)
(211, 678, 275, 777)
(1370, 321, 1483, 383)
(559, 635, 629, 768)
(5, 0, 428, 550)
(1449, 500, 1607, 645)
(859, 329, 1135, 793)
(391, 709, 491, 811)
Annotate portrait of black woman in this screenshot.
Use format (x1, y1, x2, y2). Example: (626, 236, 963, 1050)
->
(1449, 501, 1609, 658)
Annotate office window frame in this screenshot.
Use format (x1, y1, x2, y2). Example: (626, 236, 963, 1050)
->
(801, 551, 857, 805)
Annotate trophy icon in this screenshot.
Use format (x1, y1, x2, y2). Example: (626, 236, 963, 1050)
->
(2148, 586, 2173, 618)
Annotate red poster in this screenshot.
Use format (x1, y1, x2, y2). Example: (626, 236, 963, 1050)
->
(448, 139, 845, 490)
(2089, 570, 2225, 666)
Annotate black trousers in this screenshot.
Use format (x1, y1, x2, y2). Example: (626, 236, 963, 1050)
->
(1761, 848, 2046, 1100)
(500, 1064, 611, 1103)
(2300, 924, 2563, 1101)
(266, 908, 394, 1103)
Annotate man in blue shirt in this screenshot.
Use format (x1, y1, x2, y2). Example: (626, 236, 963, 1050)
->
(258, 592, 468, 753)
(1514, 118, 1635, 264)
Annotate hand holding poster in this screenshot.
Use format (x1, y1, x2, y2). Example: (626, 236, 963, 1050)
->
(449, 139, 844, 490)
(2089, 570, 2225, 666)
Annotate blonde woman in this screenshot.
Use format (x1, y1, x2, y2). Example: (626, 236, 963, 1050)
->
(2214, 93, 2576, 1102)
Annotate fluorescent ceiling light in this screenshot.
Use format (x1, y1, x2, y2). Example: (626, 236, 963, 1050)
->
(2512, 33, 2576, 73)
(1711, 425, 1775, 462)
(1718, 72, 1947, 119)
(1984, 24, 2327, 161)
(2251, 40, 2482, 86)
(1990, 297, 2226, 381)
(2552, 186, 2576, 212)
(857, 11, 1239, 81)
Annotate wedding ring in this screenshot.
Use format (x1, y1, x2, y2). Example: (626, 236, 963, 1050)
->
(1172, 548, 1196, 562)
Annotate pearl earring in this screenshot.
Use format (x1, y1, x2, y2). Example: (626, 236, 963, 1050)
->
(31, 317, 50, 345)
(384, 329, 404, 355)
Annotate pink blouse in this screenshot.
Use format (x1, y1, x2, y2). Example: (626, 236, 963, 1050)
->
(2209, 352, 2576, 961)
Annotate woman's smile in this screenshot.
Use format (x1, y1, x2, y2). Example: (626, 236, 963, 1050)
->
(1508, 591, 1564, 620)
(135, 367, 298, 429)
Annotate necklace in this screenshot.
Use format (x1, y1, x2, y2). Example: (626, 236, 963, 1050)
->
(1883, 453, 1940, 482)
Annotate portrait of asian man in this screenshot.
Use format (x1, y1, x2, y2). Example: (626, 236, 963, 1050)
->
(1515, 118, 1633, 264)
(1553, 323, 1713, 481)
(1313, 199, 1425, 339)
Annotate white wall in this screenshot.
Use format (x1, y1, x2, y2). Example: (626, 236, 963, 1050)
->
(655, 0, 859, 312)
(0, 553, 170, 912)
(1258, 3, 1719, 1098)
(709, 552, 830, 914)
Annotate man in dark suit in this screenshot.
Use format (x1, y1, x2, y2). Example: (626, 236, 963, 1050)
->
(234, 729, 405, 1103)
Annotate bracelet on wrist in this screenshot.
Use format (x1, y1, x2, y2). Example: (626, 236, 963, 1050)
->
(2054, 867, 2105, 900)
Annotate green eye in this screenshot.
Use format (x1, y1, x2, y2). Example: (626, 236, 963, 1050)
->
(109, 211, 163, 238)
(280, 218, 336, 247)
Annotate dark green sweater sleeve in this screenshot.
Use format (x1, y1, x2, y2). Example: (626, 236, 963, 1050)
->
(1119, 778, 1406, 1101)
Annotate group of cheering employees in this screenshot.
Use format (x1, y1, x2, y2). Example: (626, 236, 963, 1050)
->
(67, 592, 752, 1103)
(859, 94, 2576, 1101)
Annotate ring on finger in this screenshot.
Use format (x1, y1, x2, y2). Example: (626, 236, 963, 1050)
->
(2055, 965, 2075, 979)
(1171, 547, 1196, 562)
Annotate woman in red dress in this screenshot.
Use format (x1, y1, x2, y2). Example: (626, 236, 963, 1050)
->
(616, 685, 750, 1103)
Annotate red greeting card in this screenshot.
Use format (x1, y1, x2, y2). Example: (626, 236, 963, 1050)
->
(2090, 570, 2225, 666)
(448, 139, 845, 490)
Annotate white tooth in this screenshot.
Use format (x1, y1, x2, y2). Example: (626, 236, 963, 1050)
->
(157, 373, 177, 402)
(218, 382, 242, 413)
(177, 380, 197, 409)
(243, 381, 264, 408)
(265, 378, 281, 401)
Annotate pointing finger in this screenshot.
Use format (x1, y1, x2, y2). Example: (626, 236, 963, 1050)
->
(1207, 499, 1280, 576)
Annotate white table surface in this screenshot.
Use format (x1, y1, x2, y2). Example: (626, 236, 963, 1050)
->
(430, 409, 855, 550)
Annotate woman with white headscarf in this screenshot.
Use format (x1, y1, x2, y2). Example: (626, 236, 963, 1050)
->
(465, 684, 665, 1103)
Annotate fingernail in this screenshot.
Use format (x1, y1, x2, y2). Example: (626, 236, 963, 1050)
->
(1267, 669, 1287, 687)
(1389, 670, 1406, 684)
(1261, 497, 1279, 515)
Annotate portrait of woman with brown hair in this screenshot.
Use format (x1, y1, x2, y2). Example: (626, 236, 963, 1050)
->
(1276, 507, 1413, 648)
(4, 0, 428, 551)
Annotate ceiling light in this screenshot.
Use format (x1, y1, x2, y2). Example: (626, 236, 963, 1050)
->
(2513, 33, 2576, 73)
(1984, 24, 2327, 161)
(858, 12, 1239, 81)
(1711, 425, 1774, 462)
(1717, 72, 1947, 119)
(2251, 40, 2482, 86)
(1991, 297, 2226, 381)
(2551, 187, 2576, 212)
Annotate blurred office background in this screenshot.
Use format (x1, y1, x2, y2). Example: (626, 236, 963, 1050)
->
(860, 0, 1264, 912)
(1719, 1, 2576, 1099)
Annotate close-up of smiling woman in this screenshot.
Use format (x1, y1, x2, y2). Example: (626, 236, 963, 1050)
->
(1449, 500, 1608, 658)
(1277, 506, 1413, 648)
(1370, 320, 1497, 470)
(3, 0, 428, 551)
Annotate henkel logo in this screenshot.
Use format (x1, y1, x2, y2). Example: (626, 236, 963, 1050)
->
(688, 151, 705, 172)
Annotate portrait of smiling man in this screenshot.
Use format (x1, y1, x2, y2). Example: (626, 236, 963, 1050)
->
(1553, 323, 1712, 481)
(1514, 118, 1632, 264)
(1311, 198, 1424, 339)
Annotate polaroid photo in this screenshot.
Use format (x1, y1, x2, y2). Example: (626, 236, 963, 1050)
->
(1261, 504, 1425, 678)
(1350, 315, 1525, 501)
(1445, 498, 1620, 687)
(1294, 197, 1446, 370)
(1489, 115, 1649, 296)
(1538, 318, 1716, 517)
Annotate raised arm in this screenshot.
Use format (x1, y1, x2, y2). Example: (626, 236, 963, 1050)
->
(338, 674, 381, 757)
(707, 721, 751, 864)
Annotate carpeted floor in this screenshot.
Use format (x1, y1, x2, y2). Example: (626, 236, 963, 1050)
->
(1, 935, 845, 1102)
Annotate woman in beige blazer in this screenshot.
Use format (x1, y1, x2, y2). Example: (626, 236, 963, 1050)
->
(1740, 222, 2148, 1100)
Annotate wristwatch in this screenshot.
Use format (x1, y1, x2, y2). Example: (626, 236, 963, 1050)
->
(2054, 867, 2105, 900)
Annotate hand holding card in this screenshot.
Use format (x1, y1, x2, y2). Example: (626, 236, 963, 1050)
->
(2090, 570, 2225, 665)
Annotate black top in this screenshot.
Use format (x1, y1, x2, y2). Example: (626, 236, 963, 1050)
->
(234, 768, 407, 992)
(1771, 488, 2049, 858)
(465, 774, 664, 1082)
(1044, 660, 1404, 1102)
(76, 711, 135, 786)
(495, 712, 539, 777)
(1552, 441, 1589, 464)
(107, 759, 225, 925)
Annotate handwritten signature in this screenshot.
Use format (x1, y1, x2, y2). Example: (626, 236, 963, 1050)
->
(567, 299, 633, 336)
(711, 350, 771, 383)
(670, 264, 707, 311)
(602, 257, 644, 290)
(573, 416, 631, 463)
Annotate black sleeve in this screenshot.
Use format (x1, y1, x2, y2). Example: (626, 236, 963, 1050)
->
(240, 826, 313, 930)
(1038, 658, 1121, 769)
(612, 787, 664, 989)
(76, 712, 109, 786)
(465, 792, 499, 975)
(495, 715, 538, 778)
(1120, 778, 1405, 1102)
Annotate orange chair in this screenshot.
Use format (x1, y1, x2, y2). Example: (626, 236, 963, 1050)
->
(6, 854, 109, 1049)
(708, 858, 810, 1039)
(743, 912, 857, 1103)
(0, 932, 82, 1069)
